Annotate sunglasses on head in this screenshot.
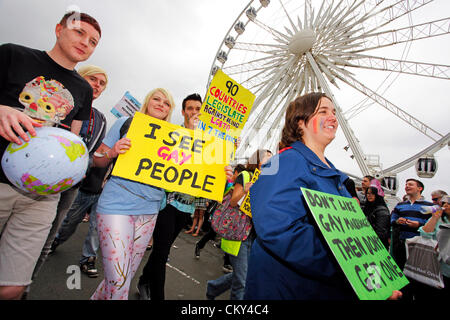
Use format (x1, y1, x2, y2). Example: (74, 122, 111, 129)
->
(432, 198, 440, 201)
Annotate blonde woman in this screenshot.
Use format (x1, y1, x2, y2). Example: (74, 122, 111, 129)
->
(91, 88, 174, 300)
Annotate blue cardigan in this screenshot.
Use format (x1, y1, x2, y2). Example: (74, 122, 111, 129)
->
(245, 141, 356, 300)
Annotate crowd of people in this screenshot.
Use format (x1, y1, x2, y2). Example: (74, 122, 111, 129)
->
(0, 11, 448, 301)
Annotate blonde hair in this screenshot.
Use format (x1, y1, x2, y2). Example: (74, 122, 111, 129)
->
(77, 65, 108, 87)
(140, 88, 175, 122)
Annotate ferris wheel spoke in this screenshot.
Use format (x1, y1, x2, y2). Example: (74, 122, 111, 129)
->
(222, 52, 288, 76)
(318, 0, 364, 38)
(240, 88, 291, 154)
(243, 74, 272, 92)
(250, 61, 298, 118)
(242, 59, 292, 90)
(263, 86, 298, 130)
(362, 0, 434, 35)
(232, 42, 286, 53)
(321, 39, 365, 53)
(248, 77, 278, 95)
(310, 0, 327, 29)
(344, 103, 371, 120)
(317, 23, 365, 50)
(333, 0, 433, 53)
(304, 63, 321, 92)
(350, 0, 386, 17)
(250, 84, 290, 132)
(222, 58, 272, 76)
(263, 91, 293, 126)
(316, 0, 345, 32)
(247, 56, 298, 118)
(352, 17, 450, 53)
(316, 55, 354, 78)
(316, 0, 426, 49)
(346, 54, 450, 80)
(251, 18, 291, 44)
(304, 0, 312, 28)
(344, 95, 379, 120)
(296, 71, 306, 96)
(304, 63, 311, 92)
(236, 55, 291, 88)
(317, 60, 341, 89)
(314, 2, 375, 53)
(233, 67, 269, 87)
(249, 70, 287, 94)
(278, 0, 299, 34)
(336, 72, 444, 141)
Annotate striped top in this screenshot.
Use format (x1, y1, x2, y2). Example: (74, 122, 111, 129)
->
(391, 199, 433, 239)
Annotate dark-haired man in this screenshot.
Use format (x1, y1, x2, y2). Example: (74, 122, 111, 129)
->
(182, 93, 202, 129)
(390, 178, 433, 299)
(0, 11, 101, 299)
(391, 178, 432, 269)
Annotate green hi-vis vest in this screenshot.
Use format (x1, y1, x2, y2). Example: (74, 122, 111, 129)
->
(239, 170, 252, 186)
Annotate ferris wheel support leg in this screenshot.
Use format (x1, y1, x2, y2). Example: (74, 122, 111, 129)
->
(305, 52, 371, 177)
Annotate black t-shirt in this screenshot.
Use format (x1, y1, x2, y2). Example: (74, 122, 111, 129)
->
(0, 43, 93, 185)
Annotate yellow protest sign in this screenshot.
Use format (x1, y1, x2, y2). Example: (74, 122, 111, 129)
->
(239, 168, 261, 217)
(198, 69, 255, 143)
(111, 112, 235, 202)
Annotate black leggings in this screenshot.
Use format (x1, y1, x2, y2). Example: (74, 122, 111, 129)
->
(138, 204, 191, 300)
(197, 228, 217, 249)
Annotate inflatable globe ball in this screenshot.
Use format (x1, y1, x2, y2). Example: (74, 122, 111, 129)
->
(1, 127, 89, 195)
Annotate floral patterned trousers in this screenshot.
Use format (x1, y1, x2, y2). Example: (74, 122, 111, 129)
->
(91, 214, 157, 300)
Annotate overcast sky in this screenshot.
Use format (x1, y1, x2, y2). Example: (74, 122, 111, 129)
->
(0, 0, 448, 201)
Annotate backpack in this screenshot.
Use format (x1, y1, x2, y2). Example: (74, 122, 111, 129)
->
(80, 107, 107, 157)
(104, 116, 133, 181)
(119, 116, 133, 138)
(210, 170, 253, 241)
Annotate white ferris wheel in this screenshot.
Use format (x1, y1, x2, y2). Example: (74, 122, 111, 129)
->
(208, 0, 450, 195)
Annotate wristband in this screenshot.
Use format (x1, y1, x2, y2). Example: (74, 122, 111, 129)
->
(93, 151, 111, 159)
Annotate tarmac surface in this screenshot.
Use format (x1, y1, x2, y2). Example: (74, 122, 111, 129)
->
(28, 221, 229, 300)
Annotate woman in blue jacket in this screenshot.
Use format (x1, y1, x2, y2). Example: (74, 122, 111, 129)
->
(245, 92, 374, 300)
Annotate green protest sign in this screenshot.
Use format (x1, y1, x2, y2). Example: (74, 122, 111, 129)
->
(301, 187, 409, 300)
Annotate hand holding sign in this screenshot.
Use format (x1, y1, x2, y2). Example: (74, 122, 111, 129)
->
(110, 137, 131, 157)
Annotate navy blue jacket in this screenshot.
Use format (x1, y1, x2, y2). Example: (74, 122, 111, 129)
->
(245, 141, 355, 300)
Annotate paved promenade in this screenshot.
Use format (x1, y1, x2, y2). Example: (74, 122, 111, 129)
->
(28, 222, 228, 300)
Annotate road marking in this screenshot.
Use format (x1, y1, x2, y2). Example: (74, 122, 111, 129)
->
(166, 262, 200, 285)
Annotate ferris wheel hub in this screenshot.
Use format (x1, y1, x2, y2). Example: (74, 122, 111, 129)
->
(288, 28, 316, 55)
